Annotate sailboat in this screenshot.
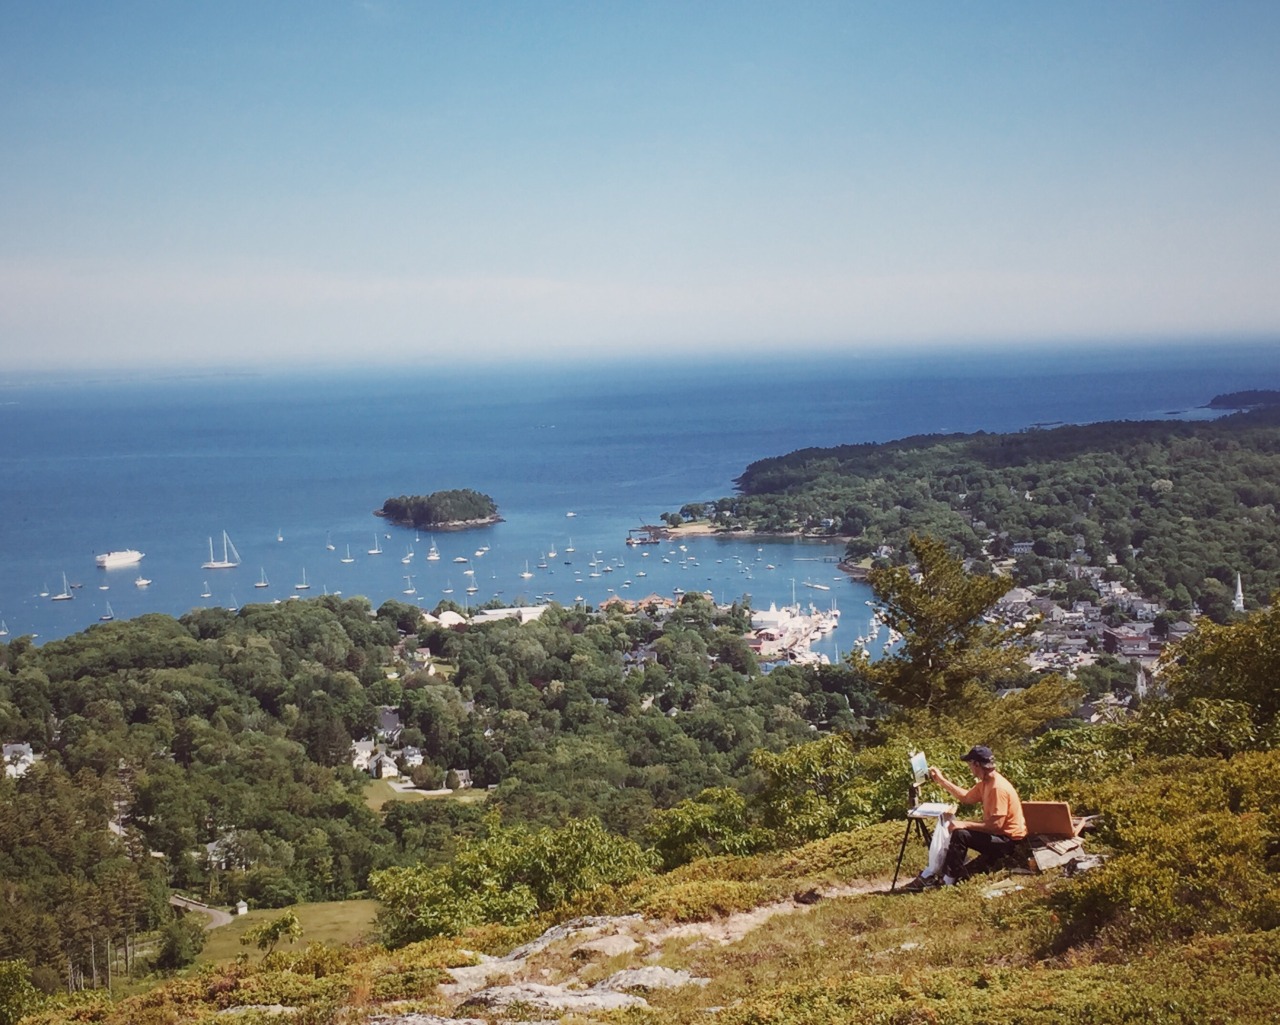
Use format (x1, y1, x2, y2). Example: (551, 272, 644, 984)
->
(426, 538, 440, 561)
(565, 538, 576, 553)
(520, 561, 534, 579)
(403, 574, 416, 595)
(465, 578, 479, 594)
(401, 545, 414, 565)
(203, 530, 241, 569)
(277, 528, 284, 542)
(51, 573, 74, 601)
(0, 621, 8, 637)
(201, 581, 212, 598)
(368, 534, 383, 555)
(99, 602, 114, 622)
(294, 568, 311, 591)
(442, 580, 454, 594)
(340, 544, 355, 564)
(325, 531, 336, 551)
(255, 568, 270, 589)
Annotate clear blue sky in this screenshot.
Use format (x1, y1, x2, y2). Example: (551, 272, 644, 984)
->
(2, 1, 1278, 370)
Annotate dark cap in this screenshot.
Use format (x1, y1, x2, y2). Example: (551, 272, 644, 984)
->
(961, 745, 995, 767)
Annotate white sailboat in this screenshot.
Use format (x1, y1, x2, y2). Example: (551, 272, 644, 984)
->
(255, 568, 270, 589)
(465, 578, 479, 594)
(426, 538, 441, 561)
(565, 538, 575, 553)
(294, 568, 311, 591)
(340, 544, 355, 564)
(368, 534, 383, 555)
(325, 531, 336, 551)
(203, 531, 241, 569)
(0, 620, 8, 637)
(401, 545, 414, 565)
(403, 574, 416, 595)
(520, 561, 534, 579)
(442, 580, 454, 594)
(201, 581, 212, 597)
(99, 602, 114, 622)
(52, 573, 74, 601)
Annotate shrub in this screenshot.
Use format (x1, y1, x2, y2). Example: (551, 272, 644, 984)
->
(371, 816, 658, 945)
(638, 879, 767, 922)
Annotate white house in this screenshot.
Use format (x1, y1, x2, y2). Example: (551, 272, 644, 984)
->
(3, 743, 34, 778)
(350, 740, 376, 772)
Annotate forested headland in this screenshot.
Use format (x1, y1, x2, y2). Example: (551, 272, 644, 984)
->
(378, 489, 499, 529)
(667, 404, 1280, 618)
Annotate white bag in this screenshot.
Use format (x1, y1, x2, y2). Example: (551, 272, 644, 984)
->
(927, 817, 951, 876)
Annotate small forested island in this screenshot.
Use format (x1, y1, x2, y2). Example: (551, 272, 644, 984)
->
(1206, 388, 1280, 408)
(378, 488, 500, 529)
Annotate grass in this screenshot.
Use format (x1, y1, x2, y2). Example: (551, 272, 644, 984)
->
(363, 778, 491, 811)
(197, 899, 379, 965)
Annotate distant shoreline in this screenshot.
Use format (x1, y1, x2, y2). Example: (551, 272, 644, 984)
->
(662, 521, 875, 578)
(374, 512, 504, 532)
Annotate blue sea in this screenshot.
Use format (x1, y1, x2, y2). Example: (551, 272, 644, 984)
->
(1, 340, 1275, 650)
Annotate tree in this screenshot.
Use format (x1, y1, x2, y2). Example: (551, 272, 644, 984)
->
(0, 961, 39, 1025)
(240, 909, 303, 956)
(1159, 601, 1280, 730)
(865, 535, 1028, 711)
(152, 916, 207, 971)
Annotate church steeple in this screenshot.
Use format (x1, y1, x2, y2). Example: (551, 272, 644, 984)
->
(1233, 572, 1245, 613)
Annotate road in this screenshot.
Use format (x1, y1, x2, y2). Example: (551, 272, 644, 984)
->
(169, 894, 234, 929)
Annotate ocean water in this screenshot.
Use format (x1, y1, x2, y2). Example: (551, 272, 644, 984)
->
(1, 340, 1275, 649)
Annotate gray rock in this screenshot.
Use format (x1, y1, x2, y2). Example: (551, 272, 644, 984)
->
(596, 966, 710, 992)
(577, 933, 642, 958)
(467, 981, 648, 1012)
(503, 915, 644, 961)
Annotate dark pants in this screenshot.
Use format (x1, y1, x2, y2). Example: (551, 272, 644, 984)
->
(943, 829, 1017, 880)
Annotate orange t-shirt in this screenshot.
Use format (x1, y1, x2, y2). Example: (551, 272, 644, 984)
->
(961, 771, 1026, 840)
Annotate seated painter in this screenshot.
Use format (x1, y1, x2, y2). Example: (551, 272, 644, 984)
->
(908, 745, 1026, 890)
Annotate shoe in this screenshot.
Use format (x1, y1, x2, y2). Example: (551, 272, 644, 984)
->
(899, 872, 939, 893)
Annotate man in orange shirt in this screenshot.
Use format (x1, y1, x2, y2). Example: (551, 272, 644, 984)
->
(907, 745, 1026, 889)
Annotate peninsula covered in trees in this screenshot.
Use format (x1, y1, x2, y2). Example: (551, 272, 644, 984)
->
(667, 404, 1280, 618)
(1207, 388, 1280, 408)
(378, 488, 499, 529)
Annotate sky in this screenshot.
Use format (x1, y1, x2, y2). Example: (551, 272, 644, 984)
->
(1, 1, 1278, 370)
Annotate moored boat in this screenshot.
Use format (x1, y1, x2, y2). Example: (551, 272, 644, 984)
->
(202, 531, 241, 569)
(96, 549, 144, 569)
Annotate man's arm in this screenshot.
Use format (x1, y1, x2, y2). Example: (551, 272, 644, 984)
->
(927, 767, 987, 832)
(927, 766, 974, 802)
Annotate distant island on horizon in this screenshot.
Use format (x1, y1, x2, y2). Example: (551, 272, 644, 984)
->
(377, 489, 501, 530)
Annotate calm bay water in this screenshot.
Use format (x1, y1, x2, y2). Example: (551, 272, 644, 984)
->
(1, 340, 1275, 648)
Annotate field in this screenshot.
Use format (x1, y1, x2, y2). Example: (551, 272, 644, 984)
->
(197, 900, 379, 965)
(363, 778, 490, 812)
